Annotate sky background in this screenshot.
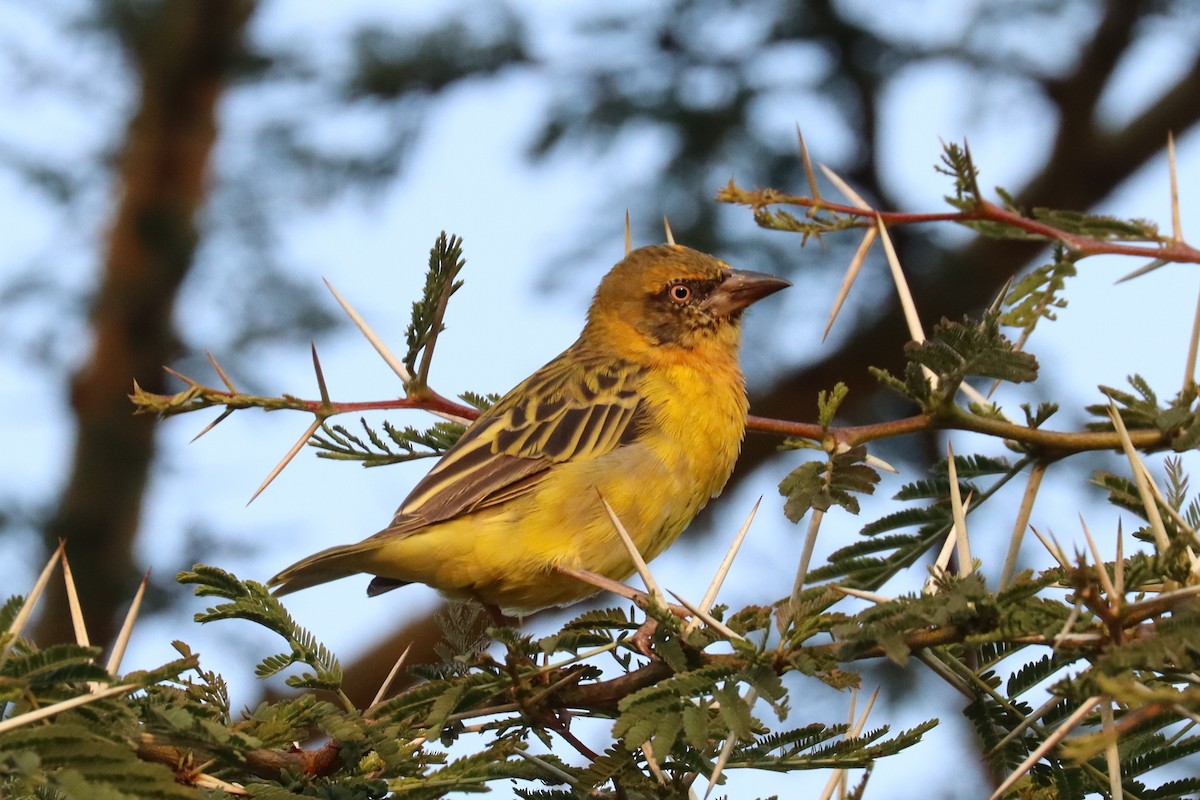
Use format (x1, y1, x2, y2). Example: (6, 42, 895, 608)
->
(2, 0, 1200, 796)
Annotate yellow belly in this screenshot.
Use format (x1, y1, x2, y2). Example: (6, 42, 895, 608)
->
(363, 357, 748, 614)
(360, 442, 696, 612)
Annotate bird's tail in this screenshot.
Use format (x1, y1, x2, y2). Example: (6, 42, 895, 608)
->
(267, 540, 383, 596)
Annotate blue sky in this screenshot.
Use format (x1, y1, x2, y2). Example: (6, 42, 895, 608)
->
(3, 0, 1200, 795)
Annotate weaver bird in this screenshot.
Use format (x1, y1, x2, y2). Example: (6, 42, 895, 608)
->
(269, 244, 789, 614)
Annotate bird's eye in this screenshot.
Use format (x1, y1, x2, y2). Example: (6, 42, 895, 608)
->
(667, 284, 692, 303)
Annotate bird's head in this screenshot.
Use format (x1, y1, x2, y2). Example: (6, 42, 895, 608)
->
(584, 244, 790, 356)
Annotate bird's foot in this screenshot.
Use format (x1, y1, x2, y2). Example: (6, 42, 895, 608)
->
(629, 595, 693, 658)
(630, 616, 658, 658)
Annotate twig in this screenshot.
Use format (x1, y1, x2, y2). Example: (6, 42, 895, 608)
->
(718, 185, 1200, 265)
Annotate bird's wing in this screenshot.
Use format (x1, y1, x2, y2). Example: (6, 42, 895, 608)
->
(374, 351, 645, 537)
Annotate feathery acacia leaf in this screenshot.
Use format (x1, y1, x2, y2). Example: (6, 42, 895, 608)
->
(873, 315, 1037, 410)
(779, 445, 880, 521)
(404, 231, 466, 390)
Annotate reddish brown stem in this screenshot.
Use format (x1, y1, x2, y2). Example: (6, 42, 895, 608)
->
(721, 187, 1200, 264)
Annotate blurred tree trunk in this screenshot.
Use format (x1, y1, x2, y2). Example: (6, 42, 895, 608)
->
(37, 0, 254, 646)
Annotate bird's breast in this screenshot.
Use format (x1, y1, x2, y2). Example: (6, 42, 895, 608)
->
(637, 348, 749, 501)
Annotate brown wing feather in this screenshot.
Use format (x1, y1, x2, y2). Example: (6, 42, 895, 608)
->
(371, 349, 645, 539)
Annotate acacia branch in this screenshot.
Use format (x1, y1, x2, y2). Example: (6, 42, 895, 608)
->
(136, 733, 342, 784)
(718, 186, 1200, 265)
(131, 376, 479, 423)
(136, 373, 1177, 465)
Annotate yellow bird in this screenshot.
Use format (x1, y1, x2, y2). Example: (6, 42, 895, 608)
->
(268, 244, 789, 614)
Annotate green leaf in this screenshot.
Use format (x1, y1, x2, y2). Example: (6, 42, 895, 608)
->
(935, 141, 983, 209)
(405, 231, 467, 389)
(179, 565, 343, 692)
(1087, 375, 1200, 452)
(0, 644, 108, 688)
(310, 417, 466, 467)
(779, 445, 880, 522)
(874, 315, 1037, 410)
(1001, 252, 1076, 336)
(1031, 208, 1160, 241)
(817, 383, 850, 428)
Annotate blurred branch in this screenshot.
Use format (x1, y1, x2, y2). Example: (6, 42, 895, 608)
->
(37, 0, 255, 645)
(733, 35, 1200, 499)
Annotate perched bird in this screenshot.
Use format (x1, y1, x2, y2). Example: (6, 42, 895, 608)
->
(268, 244, 789, 614)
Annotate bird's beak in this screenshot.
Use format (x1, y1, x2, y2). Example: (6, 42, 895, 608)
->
(704, 268, 791, 317)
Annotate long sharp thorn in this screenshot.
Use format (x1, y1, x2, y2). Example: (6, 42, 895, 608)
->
(669, 591, 744, 640)
(818, 688, 880, 800)
(915, 650, 973, 698)
(513, 750, 579, 786)
(163, 365, 199, 388)
(834, 585, 893, 605)
(925, 522, 959, 595)
(865, 452, 898, 473)
(989, 695, 1064, 757)
(0, 683, 140, 735)
(704, 688, 757, 800)
(797, 125, 822, 206)
(3, 541, 64, 661)
(370, 644, 413, 708)
(556, 565, 640, 602)
(823, 227, 877, 341)
(192, 774, 251, 796)
(105, 570, 149, 677)
(642, 739, 667, 784)
(819, 164, 871, 210)
(699, 497, 760, 613)
(791, 508, 825, 604)
(852, 687, 880, 735)
(311, 342, 331, 405)
(1184, 286, 1200, 394)
(60, 549, 90, 647)
(248, 418, 322, 505)
(599, 493, 662, 601)
(1031, 525, 1069, 570)
(958, 380, 992, 408)
(207, 351, 237, 392)
(1079, 515, 1117, 601)
(323, 278, 413, 386)
(190, 408, 234, 443)
(999, 462, 1047, 590)
(988, 698, 1101, 800)
(947, 443, 973, 577)
(988, 275, 1015, 316)
(875, 215, 928, 347)
(1107, 403, 1171, 554)
(1100, 699, 1124, 800)
(1116, 258, 1168, 284)
(1054, 598, 1084, 650)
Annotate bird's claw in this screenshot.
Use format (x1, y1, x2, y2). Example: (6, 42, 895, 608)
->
(629, 593, 692, 658)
